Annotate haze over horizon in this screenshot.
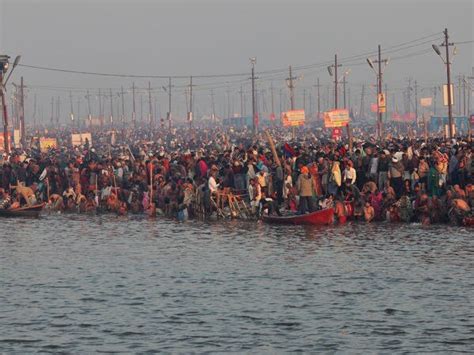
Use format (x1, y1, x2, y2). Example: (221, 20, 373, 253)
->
(1, 0, 473, 122)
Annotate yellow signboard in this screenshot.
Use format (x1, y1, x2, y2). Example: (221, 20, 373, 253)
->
(420, 97, 432, 107)
(39, 137, 58, 152)
(71, 133, 92, 147)
(443, 84, 454, 106)
(324, 109, 350, 128)
(378, 93, 386, 113)
(281, 110, 305, 127)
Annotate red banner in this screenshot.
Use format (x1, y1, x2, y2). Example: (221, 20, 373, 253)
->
(392, 112, 416, 122)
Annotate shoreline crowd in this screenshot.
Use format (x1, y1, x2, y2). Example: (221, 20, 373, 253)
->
(0, 125, 473, 226)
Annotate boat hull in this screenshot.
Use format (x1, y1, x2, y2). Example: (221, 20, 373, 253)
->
(0, 203, 45, 218)
(262, 208, 334, 225)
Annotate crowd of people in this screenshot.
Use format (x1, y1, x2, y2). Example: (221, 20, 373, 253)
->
(0, 124, 473, 226)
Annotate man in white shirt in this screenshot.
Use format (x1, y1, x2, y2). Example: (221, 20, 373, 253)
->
(343, 160, 357, 185)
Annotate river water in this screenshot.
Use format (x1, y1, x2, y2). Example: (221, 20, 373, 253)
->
(1, 214, 473, 353)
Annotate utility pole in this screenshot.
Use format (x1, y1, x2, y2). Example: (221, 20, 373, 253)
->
(187, 76, 195, 130)
(414, 80, 418, 123)
(109, 88, 114, 127)
(433, 86, 438, 116)
(303, 88, 306, 112)
(19, 77, 25, 148)
(132, 82, 136, 128)
(360, 84, 365, 119)
(50, 97, 54, 126)
(33, 94, 37, 128)
(98, 88, 103, 128)
(440, 28, 454, 138)
(367, 46, 389, 138)
(210, 89, 216, 125)
(167, 77, 172, 132)
(279, 88, 283, 122)
(314, 77, 321, 120)
(148, 81, 153, 128)
(77, 97, 81, 128)
(333, 55, 341, 108)
(239, 85, 244, 118)
(250, 57, 257, 134)
(56, 96, 60, 125)
(342, 76, 347, 109)
(457, 75, 462, 115)
(120, 86, 125, 128)
(69, 91, 74, 127)
(462, 75, 467, 116)
(286, 65, 297, 110)
(140, 95, 143, 123)
(87, 90, 92, 128)
(270, 82, 275, 122)
(226, 86, 231, 119)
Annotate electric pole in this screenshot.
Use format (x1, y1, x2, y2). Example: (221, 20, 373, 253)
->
(286, 65, 297, 110)
(57, 96, 60, 125)
(250, 57, 257, 134)
(186, 76, 196, 130)
(69, 91, 74, 127)
(415, 80, 418, 123)
(270, 82, 275, 122)
(303, 88, 306, 112)
(148, 81, 153, 128)
(342, 76, 347, 109)
(87, 90, 92, 128)
(239, 85, 244, 118)
(77, 97, 81, 128)
(132, 82, 136, 128)
(33, 93, 37, 128)
(167, 77, 172, 132)
(439, 28, 454, 138)
(360, 84, 365, 119)
(98, 88, 103, 128)
(20, 77, 25, 148)
(210, 89, 216, 125)
(50, 97, 54, 126)
(120, 86, 125, 127)
(314, 77, 321, 120)
(367, 45, 388, 139)
(109, 88, 114, 127)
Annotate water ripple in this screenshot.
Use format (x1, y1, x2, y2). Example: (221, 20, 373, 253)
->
(0, 214, 473, 352)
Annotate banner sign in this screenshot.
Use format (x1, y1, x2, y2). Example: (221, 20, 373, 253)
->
(39, 137, 58, 152)
(443, 84, 454, 106)
(323, 109, 350, 128)
(378, 93, 386, 113)
(332, 127, 343, 139)
(0, 133, 12, 152)
(392, 112, 416, 122)
(282, 110, 305, 127)
(71, 133, 92, 147)
(420, 97, 433, 107)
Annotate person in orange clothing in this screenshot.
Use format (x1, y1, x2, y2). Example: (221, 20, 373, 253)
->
(309, 163, 322, 197)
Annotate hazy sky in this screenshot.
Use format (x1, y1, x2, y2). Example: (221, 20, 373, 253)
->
(1, 0, 473, 122)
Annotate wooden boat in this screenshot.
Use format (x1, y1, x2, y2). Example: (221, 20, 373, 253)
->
(0, 203, 45, 218)
(262, 208, 334, 226)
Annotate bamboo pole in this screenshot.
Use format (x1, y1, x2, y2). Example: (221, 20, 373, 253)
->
(264, 130, 281, 167)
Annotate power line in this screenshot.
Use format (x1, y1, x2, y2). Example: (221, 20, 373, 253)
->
(16, 32, 444, 80)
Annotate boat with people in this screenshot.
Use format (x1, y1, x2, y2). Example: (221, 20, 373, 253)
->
(262, 208, 334, 225)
